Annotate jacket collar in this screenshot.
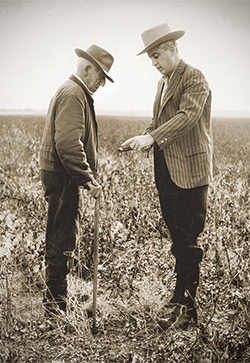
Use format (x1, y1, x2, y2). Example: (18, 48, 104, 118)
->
(69, 74, 94, 101)
(154, 59, 186, 119)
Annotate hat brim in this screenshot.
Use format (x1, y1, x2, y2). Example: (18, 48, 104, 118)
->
(137, 30, 185, 56)
(75, 48, 114, 83)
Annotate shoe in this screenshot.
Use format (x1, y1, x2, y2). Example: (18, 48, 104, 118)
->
(158, 304, 181, 330)
(158, 304, 197, 330)
(176, 305, 197, 328)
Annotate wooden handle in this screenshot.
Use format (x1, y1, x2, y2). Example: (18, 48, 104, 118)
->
(92, 196, 100, 328)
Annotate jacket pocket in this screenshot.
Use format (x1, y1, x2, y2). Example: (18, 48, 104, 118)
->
(185, 143, 207, 157)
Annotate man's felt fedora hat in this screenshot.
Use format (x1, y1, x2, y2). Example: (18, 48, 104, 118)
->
(137, 23, 185, 56)
(75, 44, 114, 83)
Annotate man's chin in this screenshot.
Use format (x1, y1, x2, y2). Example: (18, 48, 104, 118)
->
(157, 69, 164, 75)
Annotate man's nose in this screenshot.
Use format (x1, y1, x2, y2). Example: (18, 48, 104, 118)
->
(152, 58, 157, 67)
(101, 77, 106, 87)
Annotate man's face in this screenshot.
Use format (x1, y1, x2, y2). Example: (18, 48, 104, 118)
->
(86, 66, 106, 93)
(148, 45, 175, 77)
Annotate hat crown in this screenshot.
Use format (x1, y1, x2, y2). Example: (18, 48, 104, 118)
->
(141, 23, 172, 48)
(86, 44, 114, 73)
(137, 23, 185, 55)
(75, 44, 114, 82)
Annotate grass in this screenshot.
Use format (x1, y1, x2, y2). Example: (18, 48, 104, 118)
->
(0, 114, 250, 362)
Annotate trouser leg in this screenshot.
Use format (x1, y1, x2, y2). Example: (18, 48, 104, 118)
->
(168, 185, 207, 306)
(154, 150, 208, 329)
(41, 170, 80, 312)
(154, 148, 208, 306)
(173, 246, 203, 306)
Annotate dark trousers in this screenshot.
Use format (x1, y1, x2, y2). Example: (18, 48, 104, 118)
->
(154, 148, 208, 301)
(41, 169, 80, 310)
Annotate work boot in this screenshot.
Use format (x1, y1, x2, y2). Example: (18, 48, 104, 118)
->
(158, 277, 199, 330)
(176, 304, 197, 328)
(159, 245, 202, 330)
(158, 303, 182, 330)
(158, 289, 198, 330)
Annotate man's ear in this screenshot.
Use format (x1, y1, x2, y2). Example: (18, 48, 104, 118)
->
(170, 45, 177, 54)
(84, 64, 92, 77)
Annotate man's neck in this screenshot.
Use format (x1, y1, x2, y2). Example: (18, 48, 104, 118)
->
(167, 58, 181, 79)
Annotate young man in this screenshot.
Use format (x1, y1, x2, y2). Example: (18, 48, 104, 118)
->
(122, 23, 213, 329)
(40, 44, 114, 316)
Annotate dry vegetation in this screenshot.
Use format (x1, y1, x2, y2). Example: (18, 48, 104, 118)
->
(0, 114, 250, 362)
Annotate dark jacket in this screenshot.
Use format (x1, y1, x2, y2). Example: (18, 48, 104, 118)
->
(39, 75, 98, 186)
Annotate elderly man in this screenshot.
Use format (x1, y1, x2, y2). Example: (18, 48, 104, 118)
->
(122, 23, 213, 329)
(40, 44, 114, 316)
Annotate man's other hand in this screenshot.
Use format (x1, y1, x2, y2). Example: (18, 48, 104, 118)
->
(86, 181, 102, 199)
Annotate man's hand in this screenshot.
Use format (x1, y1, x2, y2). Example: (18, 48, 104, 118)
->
(121, 134, 154, 152)
(86, 181, 102, 199)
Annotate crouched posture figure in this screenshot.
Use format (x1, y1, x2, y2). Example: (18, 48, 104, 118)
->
(39, 44, 114, 315)
(122, 23, 213, 329)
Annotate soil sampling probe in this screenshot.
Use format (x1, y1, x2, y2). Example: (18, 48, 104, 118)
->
(91, 195, 101, 335)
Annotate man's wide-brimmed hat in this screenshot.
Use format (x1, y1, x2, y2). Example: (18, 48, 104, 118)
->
(75, 44, 114, 83)
(137, 23, 185, 56)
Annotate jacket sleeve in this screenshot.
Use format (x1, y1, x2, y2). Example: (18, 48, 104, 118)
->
(151, 69, 210, 149)
(54, 93, 94, 185)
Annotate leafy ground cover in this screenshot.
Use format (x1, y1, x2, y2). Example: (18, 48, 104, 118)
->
(0, 114, 250, 362)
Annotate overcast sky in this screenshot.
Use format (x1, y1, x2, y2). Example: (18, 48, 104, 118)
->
(0, 0, 250, 115)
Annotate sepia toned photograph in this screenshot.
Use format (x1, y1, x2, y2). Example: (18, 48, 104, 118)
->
(0, 0, 249, 361)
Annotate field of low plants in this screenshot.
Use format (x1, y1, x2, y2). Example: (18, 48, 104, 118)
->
(0, 114, 249, 362)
